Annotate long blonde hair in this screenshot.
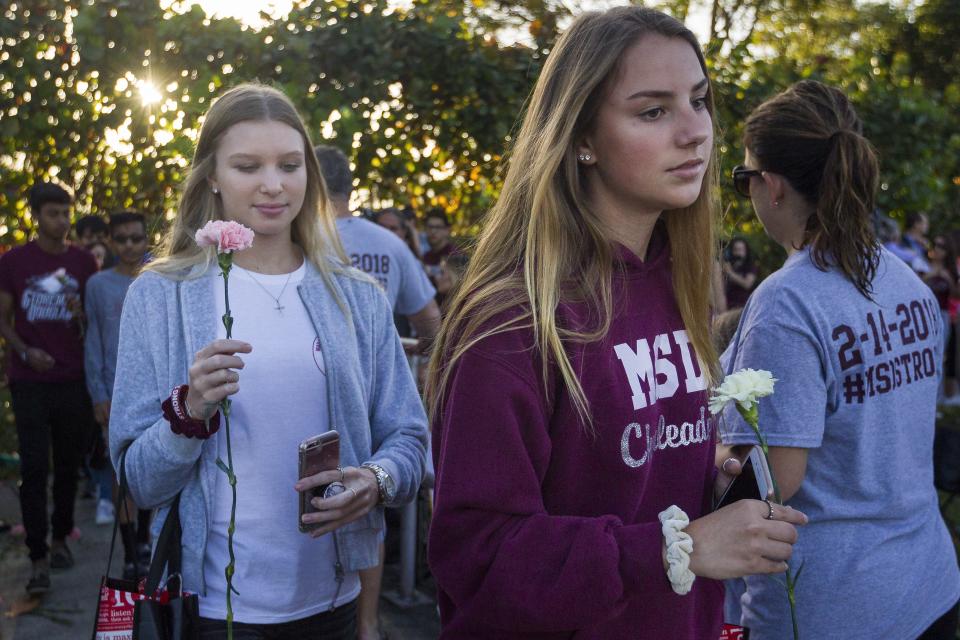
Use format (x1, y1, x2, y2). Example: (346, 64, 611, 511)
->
(148, 83, 347, 281)
(426, 6, 720, 429)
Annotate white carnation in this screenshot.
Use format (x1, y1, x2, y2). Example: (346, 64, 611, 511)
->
(708, 368, 777, 415)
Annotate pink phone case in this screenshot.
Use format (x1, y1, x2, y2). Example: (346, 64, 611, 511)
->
(298, 430, 340, 532)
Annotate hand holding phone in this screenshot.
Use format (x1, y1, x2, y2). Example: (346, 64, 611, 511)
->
(714, 445, 775, 511)
(298, 430, 340, 533)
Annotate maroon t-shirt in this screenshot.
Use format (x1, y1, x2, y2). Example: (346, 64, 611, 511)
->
(925, 272, 952, 311)
(0, 241, 98, 382)
(423, 242, 460, 283)
(723, 261, 758, 310)
(429, 232, 723, 639)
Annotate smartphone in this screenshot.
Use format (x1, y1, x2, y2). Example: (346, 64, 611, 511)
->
(298, 430, 340, 533)
(714, 445, 775, 511)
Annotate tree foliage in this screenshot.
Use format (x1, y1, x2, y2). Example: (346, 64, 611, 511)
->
(1, 0, 542, 241)
(1, 0, 957, 262)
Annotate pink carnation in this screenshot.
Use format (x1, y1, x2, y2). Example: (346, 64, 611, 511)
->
(195, 220, 255, 254)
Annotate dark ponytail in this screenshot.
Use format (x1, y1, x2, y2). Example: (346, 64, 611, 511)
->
(744, 80, 880, 298)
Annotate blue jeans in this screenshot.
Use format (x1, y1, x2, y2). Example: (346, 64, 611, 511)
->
(197, 599, 357, 640)
(91, 430, 114, 501)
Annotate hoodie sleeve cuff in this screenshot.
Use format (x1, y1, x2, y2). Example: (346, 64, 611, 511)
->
(158, 419, 205, 461)
(613, 522, 672, 594)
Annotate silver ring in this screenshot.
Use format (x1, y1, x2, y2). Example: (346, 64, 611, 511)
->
(763, 498, 775, 520)
(348, 487, 358, 500)
(337, 466, 344, 483)
(323, 482, 346, 499)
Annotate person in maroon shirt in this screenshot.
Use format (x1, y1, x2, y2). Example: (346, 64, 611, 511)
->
(424, 7, 806, 639)
(0, 182, 99, 595)
(722, 237, 759, 310)
(421, 208, 459, 284)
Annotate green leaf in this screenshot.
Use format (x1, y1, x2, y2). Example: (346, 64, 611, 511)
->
(792, 560, 805, 583)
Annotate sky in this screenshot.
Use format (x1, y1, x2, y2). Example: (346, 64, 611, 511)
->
(173, 0, 715, 43)
(170, 0, 297, 27)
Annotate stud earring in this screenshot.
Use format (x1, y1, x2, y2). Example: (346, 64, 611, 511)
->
(211, 187, 220, 195)
(773, 200, 780, 206)
(578, 153, 592, 162)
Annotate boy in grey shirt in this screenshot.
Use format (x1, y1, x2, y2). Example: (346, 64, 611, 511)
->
(314, 145, 440, 341)
(84, 210, 152, 579)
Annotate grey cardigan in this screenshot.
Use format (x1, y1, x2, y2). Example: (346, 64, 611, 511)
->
(109, 259, 427, 594)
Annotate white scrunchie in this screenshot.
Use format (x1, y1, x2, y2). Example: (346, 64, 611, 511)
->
(658, 505, 695, 595)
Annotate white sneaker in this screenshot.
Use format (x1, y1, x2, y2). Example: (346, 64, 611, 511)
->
(95, 499, 115, 526)
(943, 393, 960, 407)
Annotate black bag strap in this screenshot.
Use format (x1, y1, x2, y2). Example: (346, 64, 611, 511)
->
(92, 445, 188, 640)
(91, 447, 134, 640)
(105, 444, 185, 593)
(143, 492, 183, 597)
(102, 447, 130, 581)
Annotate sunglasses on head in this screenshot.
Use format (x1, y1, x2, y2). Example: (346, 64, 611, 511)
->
(112, 234, 146, 245)
(732, 165, 763, 198)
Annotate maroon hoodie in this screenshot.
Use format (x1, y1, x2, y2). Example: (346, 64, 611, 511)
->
(429, 232, 723, 639)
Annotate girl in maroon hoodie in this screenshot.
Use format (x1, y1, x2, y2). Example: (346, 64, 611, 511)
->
(425, 6, 806, 639)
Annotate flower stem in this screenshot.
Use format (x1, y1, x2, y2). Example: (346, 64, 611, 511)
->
(220, 266, 238, 640)
(742, 408, 798, 640)
(786, 568, 800, 640)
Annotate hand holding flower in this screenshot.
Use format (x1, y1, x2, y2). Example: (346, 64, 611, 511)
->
(683, 498, 805, 580)
(186, 339, 252, 420)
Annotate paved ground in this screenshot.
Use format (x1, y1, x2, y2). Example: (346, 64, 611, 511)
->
(0, 477, 439, 639)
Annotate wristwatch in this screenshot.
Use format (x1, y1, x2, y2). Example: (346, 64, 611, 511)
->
(361, 462, 397, 505)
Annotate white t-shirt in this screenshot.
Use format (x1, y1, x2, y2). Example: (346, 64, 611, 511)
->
(200, 260, 360, 623)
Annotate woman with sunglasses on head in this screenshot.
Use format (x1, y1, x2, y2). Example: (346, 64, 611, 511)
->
(109, 83, 427, 639)
(722, 80, 960, 639)
(426, 7, 806, 638)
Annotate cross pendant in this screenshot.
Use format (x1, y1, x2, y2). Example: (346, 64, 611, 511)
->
(275, 303, 285, 313)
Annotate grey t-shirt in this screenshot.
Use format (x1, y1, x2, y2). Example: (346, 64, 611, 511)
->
(84, 268, 135, 404)
(720, 247, 960, 639)
(336, 217, 435, 316)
